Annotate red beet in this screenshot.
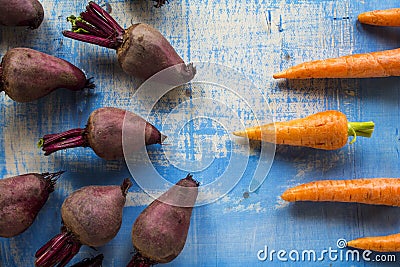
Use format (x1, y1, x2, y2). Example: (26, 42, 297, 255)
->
(0, 48, 94, 103)
(39, 107, 165, 160)
(127, 174, 199, 266)
(0, 0, 44, 29)
(62, 2, 195, 80)
(35, 179, 132, 267)
(0, 171, 64, 238)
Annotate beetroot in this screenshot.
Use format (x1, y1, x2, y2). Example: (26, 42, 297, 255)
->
(62, 2, 195, 80)
(0, 0, 44, 29)
(0, 171, 64, 238)
(39, 107, 165, 160)
(35, 179, 132, 267)
(0, 48, 94, 103)
(127, 174, 199, 266)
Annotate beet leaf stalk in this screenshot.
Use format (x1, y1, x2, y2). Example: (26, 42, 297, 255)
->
(38, 128, 88, 156)
(62, 2, 195, 80)
(35, 227, 82, 267)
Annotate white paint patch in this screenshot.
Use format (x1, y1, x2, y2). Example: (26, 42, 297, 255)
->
(125, 191, 157, 207)
(224, 201, 266, 214)
(126, 189, 266, 214)
(274, 197, 290, 210)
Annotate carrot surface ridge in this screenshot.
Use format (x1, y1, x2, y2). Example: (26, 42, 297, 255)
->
(232, 110, 374, 150)
(273, 48, 400, 79)
(281, 178, 400, 207)
(358, 8, 400, 26)
(348, 233, 400, 252)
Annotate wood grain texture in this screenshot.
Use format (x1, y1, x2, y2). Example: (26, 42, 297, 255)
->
(1, 0, 400, 266)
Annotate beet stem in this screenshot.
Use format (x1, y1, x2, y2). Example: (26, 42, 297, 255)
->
(57, 242, 82, 267)
(80, 10, 115, 37)
(42, 128, 85, 146)
(88, 2, 124, 35)
(35, 231, 82, 267)
(35, 233, 66, 257)
(63, 2, 124, 50)
(43, 137, 87, 156)
(39, 128, 89, 156)
(62, 31, 119, 49)
(74, 20, 108, 38)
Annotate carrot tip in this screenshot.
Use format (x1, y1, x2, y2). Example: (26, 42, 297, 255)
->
(232, 130, 247, 137)
(272, 72, 285, 79)
(280, 193, 291, 202)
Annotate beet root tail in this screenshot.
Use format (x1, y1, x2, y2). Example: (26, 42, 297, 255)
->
(126, 253, 155, 267)
(153, 0, 168, 8)
(41, 171, 65, 192)
(70, 254, 104, 267)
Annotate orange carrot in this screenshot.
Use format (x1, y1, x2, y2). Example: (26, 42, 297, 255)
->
(281, 178, 400, 206)
(358, 8, 400, 26)
(348, 233, 400, 252)
(273, 48, 400, 79)
(233, 110, 374, 150)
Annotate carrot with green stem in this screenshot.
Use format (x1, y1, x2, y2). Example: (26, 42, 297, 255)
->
(273, 48, 400, 79)
(348, 233, 400, 252)
(358, 8, 400, 27)
(281, 178, 400, 206)
(233, 110, 374, 150)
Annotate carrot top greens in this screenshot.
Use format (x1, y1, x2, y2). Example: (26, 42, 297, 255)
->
(347, 121, 375, 144)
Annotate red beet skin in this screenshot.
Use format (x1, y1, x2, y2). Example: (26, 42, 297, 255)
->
(39, 107, 165, 160)
(116, 23, 185, 80)
(0, 48, 93, 102)
(127, 174, 199, 266)
(62, 2, 195, 80)
(0, 0, 44, 29)
(0, 171, 63, 238)
(35, 179, 132, 267)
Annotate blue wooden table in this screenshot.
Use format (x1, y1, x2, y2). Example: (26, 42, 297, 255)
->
(1, 0, 400, 266)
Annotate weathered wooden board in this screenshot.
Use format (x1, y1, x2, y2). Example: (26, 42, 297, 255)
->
(1, 0, 400, 266)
